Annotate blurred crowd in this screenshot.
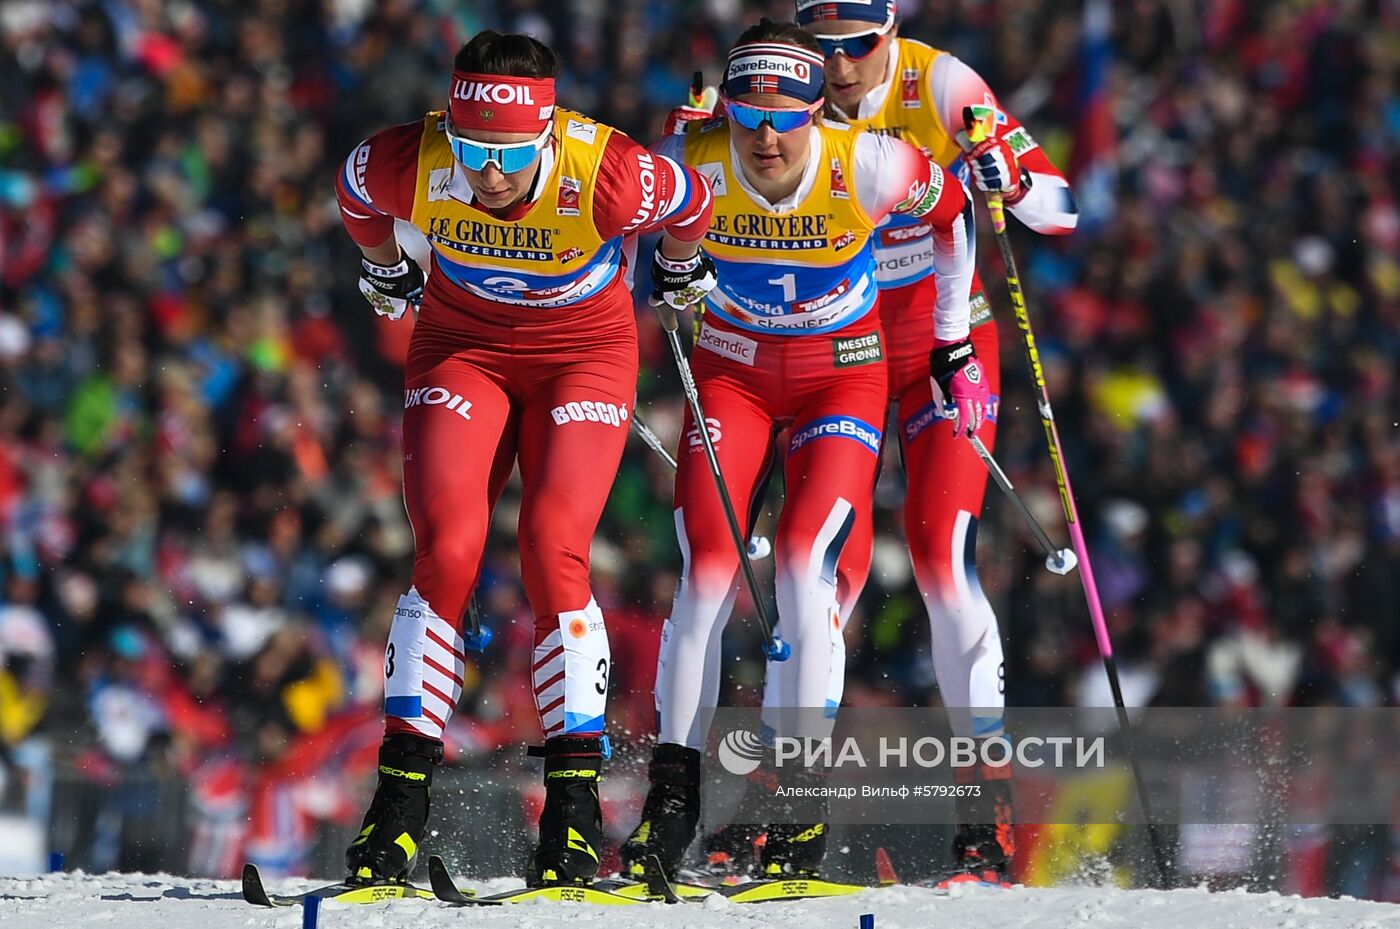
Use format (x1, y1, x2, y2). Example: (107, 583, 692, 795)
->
(0, 0, 1398, 893)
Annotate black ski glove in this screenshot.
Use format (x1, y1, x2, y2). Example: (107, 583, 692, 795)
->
(359, 249, 425, 321)
(650, 248, 718, 311)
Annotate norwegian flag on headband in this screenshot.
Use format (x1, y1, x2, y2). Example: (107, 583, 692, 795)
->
(722, 42, 826, 104)
(752, 75, 780, 94)
(794, 0, 895, 27)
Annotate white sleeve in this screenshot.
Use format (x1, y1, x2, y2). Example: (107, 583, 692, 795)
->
(851, 132, 914, 222)
(928, 195, 975, 342)
(927, 54, 988, 150)
(929, 53, 1079, 235)
(853, 132, 976, 342)
(1007, 173, 1080, 235)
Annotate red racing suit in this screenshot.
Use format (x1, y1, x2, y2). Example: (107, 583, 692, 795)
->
(335, 108, 713, 743)
(839, 39, 1077, 740)
(651, 117, 974, 749)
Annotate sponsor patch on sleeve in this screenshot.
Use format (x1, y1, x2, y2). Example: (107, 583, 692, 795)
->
(902, 163, 945, 217)
(1002, 126, 1038, 156)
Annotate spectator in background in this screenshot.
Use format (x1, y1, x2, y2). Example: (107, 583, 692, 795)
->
(0, 573, 54, 826)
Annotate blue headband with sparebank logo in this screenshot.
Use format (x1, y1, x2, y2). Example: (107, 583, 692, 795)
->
(794, 0, 896, 27)
(721, 42, 827, 104)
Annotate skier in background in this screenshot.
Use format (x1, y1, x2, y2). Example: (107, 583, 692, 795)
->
(796, 0, 1078, 884)
(333, 30, 715, 888)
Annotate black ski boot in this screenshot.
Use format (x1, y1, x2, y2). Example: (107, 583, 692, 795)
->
(761, 766, 829, 878)
(528, 735, 605, 887)
(696, 760, 778, 881)
(951, 766, 1015, 882)
(699, 823, 763, 880)
(345, 732, 443, 883)
(761, 819, 829, 877)
(620, 743, 701, 881)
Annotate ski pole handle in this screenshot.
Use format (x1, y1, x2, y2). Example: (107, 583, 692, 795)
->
(984, 190, 1008, 235)
(962, 107, 1009, 234)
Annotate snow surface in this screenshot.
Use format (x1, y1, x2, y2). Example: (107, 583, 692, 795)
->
(2, 872, 1399, 929)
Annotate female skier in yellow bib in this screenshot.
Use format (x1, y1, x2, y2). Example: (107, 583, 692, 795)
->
(620, 19, 984, 882)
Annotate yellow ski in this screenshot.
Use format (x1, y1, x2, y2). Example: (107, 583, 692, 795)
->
(427, 855, 646, 906)
(720, 877, 870, 903)
(241, 863, 437, 907)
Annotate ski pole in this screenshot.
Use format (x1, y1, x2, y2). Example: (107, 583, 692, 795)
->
(651, 296, 790, 661)
(630, 414, 678, 471)
(965, 107, 1171, 886)
(968, 435, 1076, 576)
(463, 594, 492, 651)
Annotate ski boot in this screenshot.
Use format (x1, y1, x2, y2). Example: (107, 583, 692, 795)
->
(761, 766, 829, 878)
(698, 823, 764, 881)
(762, 821, 828, 877)
(948, 765, 1015, 886)
(528, 735, 606, 887)
(345, 732, 443, 883)
(695, 758, 780, 881)
(620, 743, 701, 881)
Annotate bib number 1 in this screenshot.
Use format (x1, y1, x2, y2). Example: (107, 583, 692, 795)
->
(767, 272, 797, 303)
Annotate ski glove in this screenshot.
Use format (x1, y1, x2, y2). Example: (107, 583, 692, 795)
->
(651, 248, 718, 312)
(663, 78, 718, 135)
(930, 337, 990, 439)
(358, 249, 424, 321)
(966, 135, 1029, 204)
(663, 87, 719, 135)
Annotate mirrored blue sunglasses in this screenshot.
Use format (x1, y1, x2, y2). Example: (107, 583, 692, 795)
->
(723, 97, 824, 133)
(446, 124, 551, 174)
